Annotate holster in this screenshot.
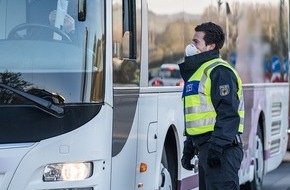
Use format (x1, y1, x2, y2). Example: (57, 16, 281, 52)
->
(232, 134, 242, 146)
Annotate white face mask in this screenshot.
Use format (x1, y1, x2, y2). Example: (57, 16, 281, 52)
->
(185, 44, 199, 56)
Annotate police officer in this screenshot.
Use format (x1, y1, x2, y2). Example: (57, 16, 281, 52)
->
(179, 22, 244, 190)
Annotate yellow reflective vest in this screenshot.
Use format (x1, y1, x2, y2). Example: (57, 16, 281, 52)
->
(182, 58, 244, 136)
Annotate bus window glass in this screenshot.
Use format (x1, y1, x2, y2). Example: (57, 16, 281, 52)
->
(234, 0, 288, 83)
(183, 0, 288, 84)
(112, 0, 141, 86)
(0, 0, 105, 104)
(147, 0, 184, 87)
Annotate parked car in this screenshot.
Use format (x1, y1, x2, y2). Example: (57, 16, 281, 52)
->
(149, 63, 184, 86)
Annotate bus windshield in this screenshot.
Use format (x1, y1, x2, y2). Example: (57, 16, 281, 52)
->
(0, 0, 105, 104)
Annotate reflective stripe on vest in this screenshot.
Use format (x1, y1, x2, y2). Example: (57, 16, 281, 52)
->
(183, 58, 244, 135)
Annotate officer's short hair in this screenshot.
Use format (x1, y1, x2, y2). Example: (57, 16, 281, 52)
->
(195, 22, 225, 50)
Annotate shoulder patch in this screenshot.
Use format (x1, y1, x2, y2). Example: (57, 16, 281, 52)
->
(219, 84, 230, 96)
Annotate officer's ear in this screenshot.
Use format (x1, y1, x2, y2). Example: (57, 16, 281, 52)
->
(206, 44, 216, 51)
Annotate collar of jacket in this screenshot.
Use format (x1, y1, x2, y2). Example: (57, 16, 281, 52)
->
(179, 50, 220, 82)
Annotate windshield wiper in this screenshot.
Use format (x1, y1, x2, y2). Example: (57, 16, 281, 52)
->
(0, 83, 64, 118)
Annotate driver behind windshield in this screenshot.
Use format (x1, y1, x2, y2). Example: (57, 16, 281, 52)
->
(48, 0, 76, 35)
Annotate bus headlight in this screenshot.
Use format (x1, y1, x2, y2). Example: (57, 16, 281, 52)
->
(43, 162, 93, 182)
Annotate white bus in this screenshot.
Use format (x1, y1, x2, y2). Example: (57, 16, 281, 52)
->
(0, 0, 288, 190)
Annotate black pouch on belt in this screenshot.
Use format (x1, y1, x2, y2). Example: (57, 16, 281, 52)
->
(232, 134, 242, 146)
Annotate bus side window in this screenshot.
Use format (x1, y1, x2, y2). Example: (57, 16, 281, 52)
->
(112, 0, 139, 86)
(147, 0, 184, 87)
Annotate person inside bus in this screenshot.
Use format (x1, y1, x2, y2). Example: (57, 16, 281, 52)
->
(179, 22, 244, 190)
(25, 0, 75, 41)
(49, 9, 75, 34)
(48, 0, 77, 38)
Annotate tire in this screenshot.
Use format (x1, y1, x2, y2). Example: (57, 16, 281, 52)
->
(253, 126, 264, 190)
(241, 125, 264, 190)
(158, 131, 177, 190)
(159, 149, 173, 190)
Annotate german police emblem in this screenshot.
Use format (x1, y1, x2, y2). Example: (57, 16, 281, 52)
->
(219, 84, 230, 96)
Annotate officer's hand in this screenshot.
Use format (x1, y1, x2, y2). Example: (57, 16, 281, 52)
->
(207, 148, 222, 168)
(181, 154, 195, 171)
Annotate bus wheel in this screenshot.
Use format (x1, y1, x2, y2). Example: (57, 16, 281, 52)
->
(241, 126, 264, 190)
(158, 148, 174, 190)
(252, 126, 264, 190)
(159, 163, 172, 190)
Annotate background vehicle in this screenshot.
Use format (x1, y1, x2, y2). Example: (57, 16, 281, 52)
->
(0, 0, 288, 190)
(149, 63, 184, 86)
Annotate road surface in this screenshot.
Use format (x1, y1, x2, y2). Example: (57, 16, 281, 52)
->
(262, 151, 290, 190)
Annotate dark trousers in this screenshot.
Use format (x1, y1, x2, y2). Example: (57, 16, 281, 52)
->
(198, 143, 243, 190)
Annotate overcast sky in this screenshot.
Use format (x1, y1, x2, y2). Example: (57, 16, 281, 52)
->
(147, 0, 277, 15)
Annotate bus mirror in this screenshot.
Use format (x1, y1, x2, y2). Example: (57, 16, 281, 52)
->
(122, 31, 130, 59)
(78, 0, 86, 21)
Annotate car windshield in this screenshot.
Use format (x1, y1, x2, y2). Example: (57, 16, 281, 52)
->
(0, 0, 105, 104)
